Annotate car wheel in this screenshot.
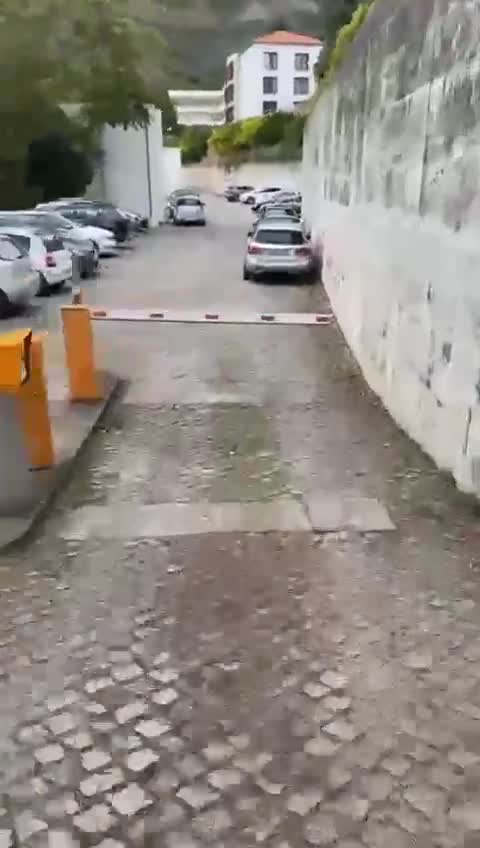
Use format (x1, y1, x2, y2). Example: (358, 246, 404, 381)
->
(37, 274, 50, 296)
(50, 280, 66, 293)
(243, 265, 250, 281)
(0, 290, 10, 318)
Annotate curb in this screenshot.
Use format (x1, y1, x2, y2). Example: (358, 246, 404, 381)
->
(0, 375, 122, 553)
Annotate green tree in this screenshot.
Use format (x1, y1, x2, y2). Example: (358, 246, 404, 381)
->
(180, 126, 211, 164)
(27, 132, 94, 202)
(0, 0, 163, 205)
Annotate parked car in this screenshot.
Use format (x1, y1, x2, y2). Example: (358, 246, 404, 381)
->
(0, 212, 99, 277)
(243, 220, 315, 282)
(25, 209, 117, 257)
(171, 196, 206, 226)
(165, 189, 200, 222)
(252, 192, 300, 213)
(0, 234, 38, 317)
(37, 202, 129, 243)
(72, 200, 148, 232)
(0, 227, 72, 295)
(65, 238, 98, 279)
(239, 186, 284, 205)
(224, 185, 254, 202)
(257, 205, 302, 221)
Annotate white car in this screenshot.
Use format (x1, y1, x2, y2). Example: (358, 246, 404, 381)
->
(32, 208, 118, 256)
(0, 226, 72, 295)
(0, 234, 38, 317)
(239, 186, 284, 206)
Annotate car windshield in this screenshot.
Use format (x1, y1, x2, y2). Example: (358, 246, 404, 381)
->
(255, 229, 304, 245)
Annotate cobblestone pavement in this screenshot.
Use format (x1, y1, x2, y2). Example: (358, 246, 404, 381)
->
(1, 199, 480, 847)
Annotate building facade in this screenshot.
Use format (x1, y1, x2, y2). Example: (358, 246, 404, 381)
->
(224, 31, 322, 123)
(169, 90, 225, 127)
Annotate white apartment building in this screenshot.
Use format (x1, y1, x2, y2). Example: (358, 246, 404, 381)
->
(169, 90, 225, 127)
(224, 31, 323, 123)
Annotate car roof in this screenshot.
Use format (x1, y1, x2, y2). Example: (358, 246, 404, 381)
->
(0, 225, 41, 238)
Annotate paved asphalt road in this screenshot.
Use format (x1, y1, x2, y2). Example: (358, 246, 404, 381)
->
(1, 198, 480, 847)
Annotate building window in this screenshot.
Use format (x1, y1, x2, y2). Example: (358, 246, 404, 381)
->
(225, 106, 235, 123)
(226, 61, 234, 81)
(263, 101, 277, 115)
(263, 76, 278, 95)
(295, 53, 309, 71)
(294, 77, 310, 96)
(264, 51, 278, 70)
(224, 83, 234, 104)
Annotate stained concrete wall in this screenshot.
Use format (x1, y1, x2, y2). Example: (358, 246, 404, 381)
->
(180, 161, 301, 193)
(302, 0, 480, 496)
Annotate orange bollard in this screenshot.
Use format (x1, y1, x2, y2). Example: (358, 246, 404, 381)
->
(17, 334, 54, 468)
(61, 305, 103, 402)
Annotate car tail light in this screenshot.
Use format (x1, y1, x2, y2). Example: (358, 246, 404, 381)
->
(296, 246, 311, 257)
(46, 253, 56, 267)
(248, 244, 264, 255)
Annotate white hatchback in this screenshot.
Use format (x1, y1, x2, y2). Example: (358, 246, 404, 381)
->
(0, 234, 38, 318)
(0, 226, 72, 295)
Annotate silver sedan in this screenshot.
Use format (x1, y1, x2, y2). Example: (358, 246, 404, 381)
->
(172, 197, 206, 226)
(243, 220, 316, 282)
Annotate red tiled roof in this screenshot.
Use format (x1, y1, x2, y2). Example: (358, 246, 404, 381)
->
(255, 30, 322, 46)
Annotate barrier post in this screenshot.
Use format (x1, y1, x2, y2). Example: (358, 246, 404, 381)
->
(17, 334, 54, 468)
(61, 305, 103, 402)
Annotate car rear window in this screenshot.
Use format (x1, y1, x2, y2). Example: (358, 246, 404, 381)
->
(255, 229, 304, 245)
(7, 233, 31, 254)
(177, 198, 202, 207)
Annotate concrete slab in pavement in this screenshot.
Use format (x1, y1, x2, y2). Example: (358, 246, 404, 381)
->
(0, 371, 119, 549)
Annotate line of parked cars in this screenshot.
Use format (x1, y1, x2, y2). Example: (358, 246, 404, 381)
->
(223, 184, 315, 283)
(0, 198, 148, 318)
(164, 189, 207, 226)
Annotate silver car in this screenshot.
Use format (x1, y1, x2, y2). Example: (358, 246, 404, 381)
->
(0, 234, 38, 317)
(243, 220, 315, 282)
(173, 196, 206, 226)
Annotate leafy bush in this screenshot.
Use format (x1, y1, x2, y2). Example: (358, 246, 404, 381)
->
(210, 112, 305, 164)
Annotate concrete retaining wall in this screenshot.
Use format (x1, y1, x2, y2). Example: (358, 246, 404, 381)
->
(180, 161, 302, 193)
(101, 109, 165, 224)
(302, 0, 480, 496)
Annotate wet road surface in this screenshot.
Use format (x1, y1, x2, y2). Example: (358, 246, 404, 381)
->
(1, 199, 480, 847)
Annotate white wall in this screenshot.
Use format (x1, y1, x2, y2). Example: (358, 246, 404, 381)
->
(237, 43, 321, 120)
(162, 147, 182, 198)
(101, 108, 165, 224)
